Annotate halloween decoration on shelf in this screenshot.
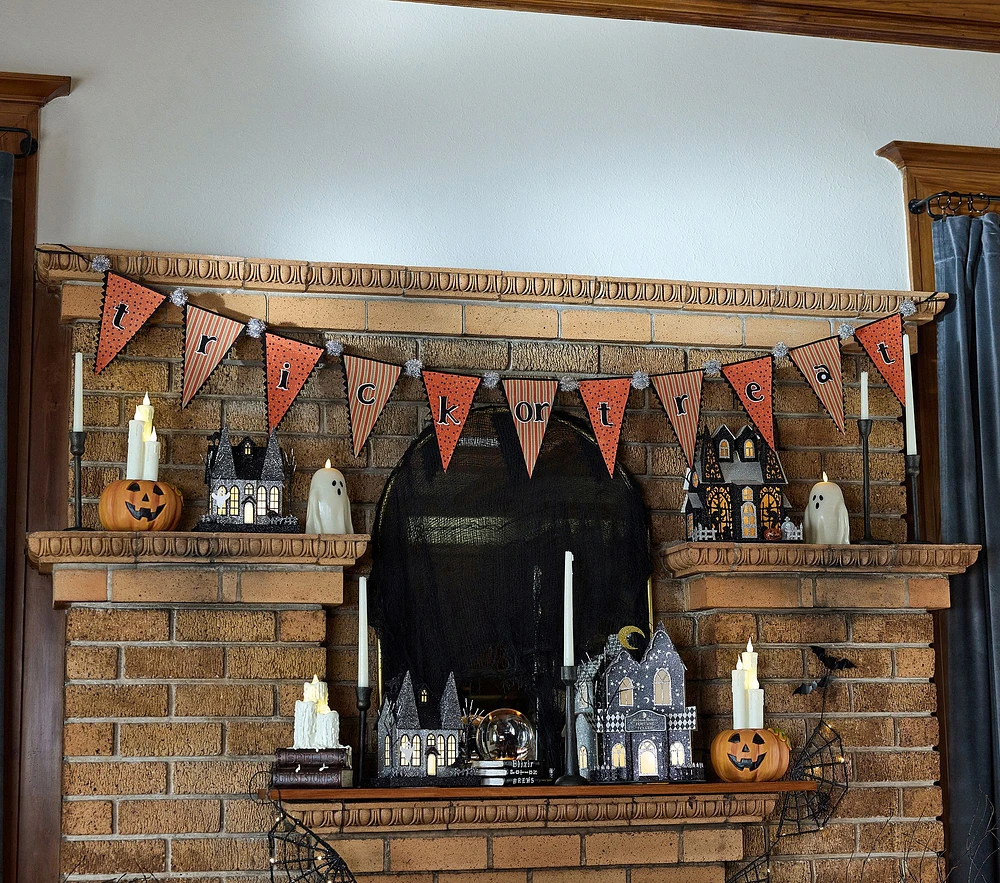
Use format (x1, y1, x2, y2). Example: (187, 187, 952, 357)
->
(271, 746, 352, 789)
(711, 728, 791, 784)
(98, 479, 183, 532)
(263, 788, 357, 883)
(293, 676, 347, 753)
(69, 352, 86, 529)
(472, 709, 543, 785)
(574, 623, 704, 783)
(802, 473, 850, 544)
(305, 460, 353, 535)
(196, 425, 298, 533)
(125, 393, 160, 481)
(684, 424, 788, 542)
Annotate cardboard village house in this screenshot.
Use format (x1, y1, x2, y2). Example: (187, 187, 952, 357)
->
(575, 623, 704, 783)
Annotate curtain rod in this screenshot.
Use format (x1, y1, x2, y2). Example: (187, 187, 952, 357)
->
(909, 190, 1000, 220)
(0, 126, 38, 159)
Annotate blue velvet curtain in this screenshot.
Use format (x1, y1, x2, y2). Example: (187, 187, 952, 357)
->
(0, 150, 11, 874)
(934, 213, 1000, 882)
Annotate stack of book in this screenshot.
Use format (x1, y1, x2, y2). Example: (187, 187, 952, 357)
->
(471, 759, 543, 786)
(271, 747, 353, 788)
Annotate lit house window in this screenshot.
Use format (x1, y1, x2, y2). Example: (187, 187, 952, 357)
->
(257, 486, 267, 515)
(270, 486, 280, 511)
(229, 486, 239, 515)
(654, 669, 671, 706)
(743, 486, 753, 501)
(216, 487, 228, 515)
(619, 677, 634, 706)
(244, 440, 252, 456)
(399, 735, 410, 766)
(384, 736, 391, 767)
(718, 439, 731, 459)
(611, 743, 626, 768)
(446, 735, 457, 764)
(579, 746, 588, 769)
(744, 439, 755, 459)
(411, 735, 422, 766)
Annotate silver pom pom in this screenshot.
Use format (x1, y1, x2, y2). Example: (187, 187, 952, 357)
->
(772, 341, 789, 360)
(246, 317, 266, 339)
(404, 358, 423, 378)
(560, 375, 579, 392)
(838, 322, 855, 341)
(90, 255, 111, 274)
(324, 337, 343, 357)
(631, 370, 650, 390)
(899, 298, 917, 317)
(169, 287, 188, 308)
(482, 370, 500, 389)
(703, 359, 722, 378)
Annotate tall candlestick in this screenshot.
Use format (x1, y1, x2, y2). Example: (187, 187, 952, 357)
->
(563, 551, 574, 667)
(860, 371, 869, 421)
(732, 660, 748, 729)
(358, 576, 370, 689)
(141, 427, 160, 482)
(902, 333, 918, 455)
(73, 353, 84, 432)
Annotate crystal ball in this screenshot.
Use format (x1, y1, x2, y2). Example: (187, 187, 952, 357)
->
(476, 708, 536, 761)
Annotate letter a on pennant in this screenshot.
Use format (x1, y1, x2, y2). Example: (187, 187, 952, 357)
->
(722, 356, 776, 449)
(854, 314, 906, 406)
(264, 333, 324, 432)
(422, 370, 481, 471)
(181, 306, 245, 408)
(502, 378, 558, 477)
(578, 378, 632, 477)
(95, 273, 166, 373)
(343, 355, 402, 456)
(651, 370, 704, 469)
(788, 336, 846, 432)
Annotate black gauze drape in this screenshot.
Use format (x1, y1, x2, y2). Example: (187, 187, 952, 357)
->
(935, 213, 1000, 881)
(0, 150, 12, 874)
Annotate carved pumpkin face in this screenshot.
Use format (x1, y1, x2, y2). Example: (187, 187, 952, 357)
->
(99, 479, 183, 532)
(710, 728, 790, 783)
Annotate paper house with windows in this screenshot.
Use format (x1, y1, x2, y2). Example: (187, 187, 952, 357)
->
(377, 671, 465, 780)
(196, 426, 299, 532)
(684, 424, 788, 542)
(575, 623, 704, 783)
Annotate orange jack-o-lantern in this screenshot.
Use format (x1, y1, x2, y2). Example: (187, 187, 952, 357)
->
(763, 525, 782, 542)
(710, 727, 790, 783)
(99, 480, 183, 531)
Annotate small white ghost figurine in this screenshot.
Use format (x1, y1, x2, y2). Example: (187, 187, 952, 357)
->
(306, 460, 354, 535)
(803, 472, 850, 544)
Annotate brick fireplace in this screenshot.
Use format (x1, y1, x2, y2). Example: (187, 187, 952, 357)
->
(31, 247, 977, 882)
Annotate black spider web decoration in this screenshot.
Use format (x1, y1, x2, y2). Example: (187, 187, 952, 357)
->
(777, 719, 849, 838)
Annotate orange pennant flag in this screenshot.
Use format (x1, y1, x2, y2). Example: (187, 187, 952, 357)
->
(95, 273, 166, 373)
(423, 370, 481, 471)
(578, 378, 632, 477)
(344, 355, 402, 456)
(651, 370, 704, 469)
(788, 336, 846, 432)
(854, 314, 906, 406)
(264, 333, 324, 432)
(722, 356, 775, 449)
(502, 378, 558, 477)
(181, 306, 245, 408)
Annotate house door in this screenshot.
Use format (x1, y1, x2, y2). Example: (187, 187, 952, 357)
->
(638, 740, 658, 776)
(243, 500, 255, 524)
(741, 501, 758, 538)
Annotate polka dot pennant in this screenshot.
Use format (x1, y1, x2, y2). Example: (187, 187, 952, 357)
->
(722, 355, 775, 450)
(95, 273, 166, 373)
(578, 377, 632, 477)
(422, 370, 481, 471)
(854, 314, 906, 407)
(264, 332, 324, 433)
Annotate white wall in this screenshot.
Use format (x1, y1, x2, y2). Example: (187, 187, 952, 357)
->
(4, 0, 1000, 289)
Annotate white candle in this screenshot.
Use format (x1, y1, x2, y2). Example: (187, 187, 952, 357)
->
(293, 699, 317, 749)
(903, 333, 918, 455)
(136, 393, 154, 439)
(303, 674, 328, 705)
(72, 352, 84, 432)
(126, 394, 153, 480)
(358, 577, 370, 689)
(314, 704, 341, 749)
(563, 551, 574, 667)
(860, 371, 869, 421)
(141, 427, 160, 482)
(732, 660, 748, 729)
(740, 638, 758, 687)
(748, 686, 765, 729)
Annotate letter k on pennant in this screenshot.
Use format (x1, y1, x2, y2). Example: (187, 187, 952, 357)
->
(422, 370, 481, 471)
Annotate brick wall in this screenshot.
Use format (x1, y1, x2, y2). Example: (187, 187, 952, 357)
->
(60, 311, 939, 882)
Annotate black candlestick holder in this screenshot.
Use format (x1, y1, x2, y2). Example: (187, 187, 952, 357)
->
(69, 430, 87, 530)
(857, 419, 889, 544)
(906, 453, 922, 543)
(355, 685, 372, 786)
(555, 665, 587, 785)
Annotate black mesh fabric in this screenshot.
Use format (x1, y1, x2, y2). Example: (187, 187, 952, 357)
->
(369, 406, 651, 768)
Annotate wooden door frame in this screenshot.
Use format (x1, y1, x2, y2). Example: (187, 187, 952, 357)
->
(1, 71, 72, 883)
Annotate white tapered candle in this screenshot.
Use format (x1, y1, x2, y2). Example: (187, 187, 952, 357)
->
(72, 353, 84, 432)
(358, 576, 370, 688)
(563, 551, 574, 667)
(860, 371, 869, 421)
(141, 427, 160, 482)
(903, 333, 918, 455)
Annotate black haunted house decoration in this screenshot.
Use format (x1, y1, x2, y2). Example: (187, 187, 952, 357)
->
(197, 426, 298, 532)
(684, 424, 788, 542)
(575, 623, 703, 783)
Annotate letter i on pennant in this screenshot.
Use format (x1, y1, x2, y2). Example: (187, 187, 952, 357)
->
(264, 333, 324, 432)
(422, 370, 481, 470)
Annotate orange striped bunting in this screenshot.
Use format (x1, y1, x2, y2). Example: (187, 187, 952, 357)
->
(651, 370, 704, 468)
(502, 379, 558, 477)
(344, 355, 402, 456)
(181, 306, 245, 407)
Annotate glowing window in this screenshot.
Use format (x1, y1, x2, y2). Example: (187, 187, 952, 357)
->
(638, 740, 658, 776)
(427, 749, 437, 776)
(742, 501, 758, 538)
(744, 440, 755, 459)
(579, 746, 588, 769)
(446, 735, 457, 764)
(654, 669, 671, 706)
(216, 487, 228, 515)
(229, 486, 240, 515)
(257, 486, 267, 515)
(270, 486, 280, 511)
(427, 734, 436, 750)
(419, 687, 429, 704)
(742, 486, 753, 501)
(244, 441, 252, 456)
(619, 677, 634, 707)
(718, 439, 731, 459)
(670, 741, 685, 766)
(611, 743, 626, 768)
(411, 735, 422, 766)
(244, 484, 253, 500)
(384, 736, 391, 767)
(399, 735, 410, 766)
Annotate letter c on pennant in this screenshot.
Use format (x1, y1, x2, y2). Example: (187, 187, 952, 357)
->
(357, 382, 377, 406)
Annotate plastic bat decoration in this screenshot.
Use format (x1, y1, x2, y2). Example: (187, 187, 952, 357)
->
(810, 645, 856, 671)
(794, 674, 832, 695)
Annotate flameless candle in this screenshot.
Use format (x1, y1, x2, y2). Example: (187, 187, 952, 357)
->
(358, 576, 370, 689)
(141, 428, 160, 482)
(748, 680, 765, 728)
(563, 551, 575, 667)
(293, 699, 317, 749)
(136, 393, 154, 438)
(732, 660, 748, 729)
(903, 333, 917, 455)
(126, 394, 153, 480)
(740, 638, 758, 687)
(73, 353, 84, 433)
(860, 371, 869, 421)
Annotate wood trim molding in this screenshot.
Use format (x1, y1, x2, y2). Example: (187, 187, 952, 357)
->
(0, 72, 70, 105)
(397, 0, 1000, 54)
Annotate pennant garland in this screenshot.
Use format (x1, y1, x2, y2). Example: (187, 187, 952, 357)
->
(722, 356, 775, 450)
(651, 370, 704, 469)
(181, 306, 246, 408)
(264, 333, 324, 432)
(578, 378, 632, 477)
(854, 314, 906, 406)
(343, 355, 402, 456)
(502, 378, 558, 477)
(788, 336, 846, 432)
(95, 273, 166, 373)
(422, 371, 481, 471)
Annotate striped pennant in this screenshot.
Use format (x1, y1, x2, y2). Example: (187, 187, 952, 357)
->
(788, 336, 846, 432)
(502, 378, 558, 477)
(651, 370, 704, 469)
(181, 306, 245, 408)
(343, 355, 402, 456)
